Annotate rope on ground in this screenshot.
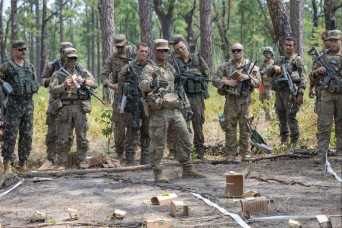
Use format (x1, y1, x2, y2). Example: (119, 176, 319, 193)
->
(325, 157, 342, 183)
(0, 178, 24, 198)
(191, 192, 250, 228)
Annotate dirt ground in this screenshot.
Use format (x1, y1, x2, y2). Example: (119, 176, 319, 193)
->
(0, 153, 341, 228)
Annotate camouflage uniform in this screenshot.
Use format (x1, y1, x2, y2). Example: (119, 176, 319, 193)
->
(267, 54, 306, 144)
(41, 42, 73, 164)
(259, 58, 274, 120)
(118, 59, 150, 165)
(49, 48, 96, 166)
(313, 30, 342, 156)
(213, 58, 260, 158)
(100, 35, 132, 161)
(0, 42, 38, 167)
(139, 40, 194, 174)
(171, 53, 210, 159)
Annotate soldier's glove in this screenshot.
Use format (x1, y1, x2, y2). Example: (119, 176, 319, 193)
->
(151, 78, 168, 88)
(185, 107, 193, 121)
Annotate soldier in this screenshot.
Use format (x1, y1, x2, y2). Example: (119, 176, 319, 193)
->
(139, 39, 206, 182)
(171, 38, 210, 160)
(117, 43, 150, 165)
(311, 30, 342, 162)
(267, 37, 306, 145)
(0, 40, 39, 173)
(49, 47, 96, 169)
(40, 42, 73, 165)
(100, 34, 131, 162)
(309, 31, 330, 124)
(212, 43, 261, 161)
(259, 46, 275, 121)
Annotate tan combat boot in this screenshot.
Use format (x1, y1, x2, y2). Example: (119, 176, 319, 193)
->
(153, 170, 169, 183)
(18, 165, 28, 173)
(3, 160, 13, 174)
(182, 166, 207, 179)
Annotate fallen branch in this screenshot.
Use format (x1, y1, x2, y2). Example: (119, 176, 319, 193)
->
(249, 176, 339, 187)
(211, 160, 242, 165)
(247, 153, 313, 162)
(19, 165, 151, 178)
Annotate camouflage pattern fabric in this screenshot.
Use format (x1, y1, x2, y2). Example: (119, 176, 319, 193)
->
(314, 49, 342, 155)
(100, 49, 130, 160)
(0, 60, 36, 166)
(139, 60, 193, 171)
(118, 59, 150, 165)
(212, 58, 261, 157)
(50, 67, 95, 165)
(259, 59, 274, 120)
(267, 54, 306, 143)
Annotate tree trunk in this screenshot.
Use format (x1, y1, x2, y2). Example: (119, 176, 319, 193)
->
(86, 5, 90, 70)
(29, 2, 34, 64)
(153, 0, 175, 41)
(99, 0, 115, 104)
(91, 7, 95, 75)
(200, 0, 213, 70)
(0, 0, 5, 63)
(139, 0, 152, 51)
(96, 12, 101, 85)
(35, 0, 40, 76)
(290, 0, 304, 56)
(267, 0, 292, 55)
(182, 0, 196, 52)
(11, 0, 18, 42)
(324, 0, 341, 30)
(59, 0, 64, 43)
(40, 0, 47, 80)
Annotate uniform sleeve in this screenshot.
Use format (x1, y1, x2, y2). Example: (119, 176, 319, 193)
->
(118, 64, 129, 84)
(100, 54, 114, 86)
(0, 63, 7, 79)
(199, 57, 210, 78)
(40, 62, 54, 87)
(212, 63, 227, 89)
(248, 65, 261, 88)
(83, 69, 97, 89)
(49, 72, 65, 94)
(29, 63, 36, 81)
(139, 65, 154, 92)
(296, 56, 306, 94)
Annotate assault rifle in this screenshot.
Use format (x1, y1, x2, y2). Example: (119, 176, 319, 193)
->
(179, 71, 212, 84)
(59, 68, 106, 105)
(279, 58, 297, 101)
(171, 53, 186, 103)
(308, 46, 342, 90)
(121, 64, 141, 131)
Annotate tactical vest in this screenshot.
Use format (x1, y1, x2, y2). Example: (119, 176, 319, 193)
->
(324, 52, 342, 93)
(6, 59, 39, 98)
(271, 54, 302, 91)
(177, 53, 203, 94)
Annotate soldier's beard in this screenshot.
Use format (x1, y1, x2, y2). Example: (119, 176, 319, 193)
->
(265, 54, 272, 58)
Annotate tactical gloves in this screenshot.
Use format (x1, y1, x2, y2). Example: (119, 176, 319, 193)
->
(185, 107, 193, 121)
(151, 78, 168, 88)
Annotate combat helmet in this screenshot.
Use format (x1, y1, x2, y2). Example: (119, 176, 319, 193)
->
(263, 46, 274, 56)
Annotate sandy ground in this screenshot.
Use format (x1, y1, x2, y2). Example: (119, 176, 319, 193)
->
(0, 154, 341, 228)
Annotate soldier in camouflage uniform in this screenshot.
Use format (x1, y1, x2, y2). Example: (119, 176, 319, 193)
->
(309, 31, 330, 126)
(50, 48, 96, 169)
(0, 40, 39, 173)
(311, 30, 342, 162)
(259, 46, 275, 121)
(139, 39, 206, 182)
(171, 38, 210, 160)
(118, 43, 150, 165)
(267, 37, 306, 145)
(40, 42, 73, 165)
(213, 43, 260, 161)
(100, 34, 131, 162)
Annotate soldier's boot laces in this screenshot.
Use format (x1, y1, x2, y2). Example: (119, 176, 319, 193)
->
(182, 166, 207, 179)
(153, 170, 169, 183)
(3, 160, 13, 174)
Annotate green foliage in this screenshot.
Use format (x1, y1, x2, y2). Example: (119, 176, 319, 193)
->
(95, 108, 113, 153)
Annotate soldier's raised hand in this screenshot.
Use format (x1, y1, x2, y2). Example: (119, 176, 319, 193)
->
(64, 77, 73, 88)
(224, 79, 237, 87)
(314, 66, 326, 76)
(273, 65, 281, 74)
